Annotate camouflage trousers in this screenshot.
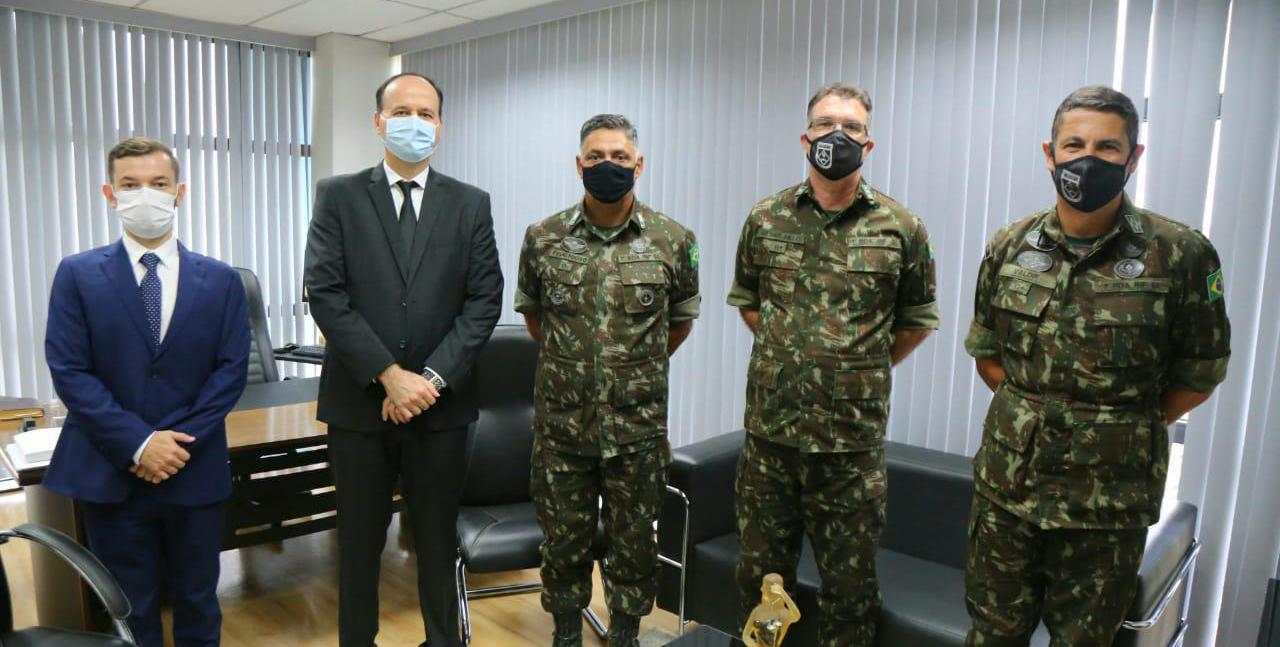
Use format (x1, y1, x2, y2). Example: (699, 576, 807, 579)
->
(734, 433, 887, 647)
(531, 442, 669, 616)
(965, 494, 1148, 646)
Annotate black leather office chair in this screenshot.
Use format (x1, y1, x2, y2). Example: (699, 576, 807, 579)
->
(0, 524, 136, 646)
(453, 325, 607, 644)
(234, 267, 280, 384)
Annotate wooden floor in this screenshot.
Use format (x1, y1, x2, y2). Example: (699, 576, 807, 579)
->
(0, 491, 683, 646)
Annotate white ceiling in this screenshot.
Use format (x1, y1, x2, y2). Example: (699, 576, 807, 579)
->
(86, 0, 561, 43)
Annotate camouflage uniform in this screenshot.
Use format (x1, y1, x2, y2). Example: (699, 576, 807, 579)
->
(727, 180, 939, 647)
(515, 200, 700, 619)
(964, 196, 1231, 646)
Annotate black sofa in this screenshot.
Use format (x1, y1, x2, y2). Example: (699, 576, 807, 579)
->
(657, 430, 1198, 646)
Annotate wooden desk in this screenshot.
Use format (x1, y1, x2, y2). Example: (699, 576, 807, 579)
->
(0, 379, 333, 631)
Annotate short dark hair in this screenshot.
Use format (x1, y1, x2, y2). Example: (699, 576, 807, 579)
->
(807, 83, 873, 122)
(107, 137, 180, 181)
(1051, 85, 1140, 152)
(375, 72, 444, 115)
(579, 114, 638, 146)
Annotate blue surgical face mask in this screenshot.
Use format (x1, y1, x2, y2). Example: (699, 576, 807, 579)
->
(381, 116, 437, 163)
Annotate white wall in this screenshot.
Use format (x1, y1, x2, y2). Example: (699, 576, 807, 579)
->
(312, 34, 392, 181)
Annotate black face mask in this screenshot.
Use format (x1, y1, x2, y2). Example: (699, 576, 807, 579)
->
(806, 130, 864, 180)
(582, 161, 636, 204)
(1052, 154, 1132, 213)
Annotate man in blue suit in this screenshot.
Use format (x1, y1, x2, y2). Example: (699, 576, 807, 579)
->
(43, 137, 251, 647)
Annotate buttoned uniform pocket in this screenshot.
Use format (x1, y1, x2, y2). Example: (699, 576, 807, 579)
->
(542, 260, 588, 314)
(973, 384, 1040, 493)
(619, 261, 669, 314)
(829, 365, 891, 449)
(608, 362, 669, 445)
(752, 231, 804, 305)
(992, 269, 1054, 357)
(533, 357, 588, 448)
(1056, 409, 1158, 518)
(743, 356, 787, 437)
(846, 237, 902, 317)
(1091, 278, 1171, 368)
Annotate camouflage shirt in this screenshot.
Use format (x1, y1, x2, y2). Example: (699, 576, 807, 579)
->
(515, 200, 700, 458)
(727, 180, 940, 454)
(965, 196, 1231, 529)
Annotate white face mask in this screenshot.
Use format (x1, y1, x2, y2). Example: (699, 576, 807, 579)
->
(115, 187, 177, 240)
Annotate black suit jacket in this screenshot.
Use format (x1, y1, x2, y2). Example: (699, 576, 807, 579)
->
(304, 163, 503, 432)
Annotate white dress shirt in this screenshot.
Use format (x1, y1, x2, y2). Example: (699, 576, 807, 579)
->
(121, 234, 180, 465)
(122, 234, 179, 341)
(384, 161, 428, 221)
(379, 162, 447, 389)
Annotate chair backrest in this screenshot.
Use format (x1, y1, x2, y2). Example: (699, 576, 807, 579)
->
(234, 267, 280, 384)
(459, 324, 538, 506)
(881, 441, 976, 570)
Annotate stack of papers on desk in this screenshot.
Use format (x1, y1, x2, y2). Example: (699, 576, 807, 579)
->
(8, 427, 61, 468)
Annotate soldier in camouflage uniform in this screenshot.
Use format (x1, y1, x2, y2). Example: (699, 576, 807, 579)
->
(964, 85, 1231, 646)
(728, 83, 940, 646)
(515, 114, 700, 647)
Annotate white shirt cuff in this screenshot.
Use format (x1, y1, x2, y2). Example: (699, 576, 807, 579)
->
(133, 431, 157, 466)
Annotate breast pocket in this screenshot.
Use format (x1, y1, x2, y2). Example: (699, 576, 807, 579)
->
(752, 232, 804, 304)
(619, 261, 669, 314)
(1091, 279, 1171, 368)
(847, 237, 902, 315)
(992, 272, 1054, 356)
(542, 261, 588, 313)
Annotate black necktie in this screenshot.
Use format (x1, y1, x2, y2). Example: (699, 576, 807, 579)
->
(397, 179, 418, 257)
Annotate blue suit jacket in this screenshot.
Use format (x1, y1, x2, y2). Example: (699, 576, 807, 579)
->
(43, 240, 250, 506)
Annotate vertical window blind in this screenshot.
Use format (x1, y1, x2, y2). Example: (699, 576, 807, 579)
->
(0, 6, 315, 397)
(402, 1, 1279, 643)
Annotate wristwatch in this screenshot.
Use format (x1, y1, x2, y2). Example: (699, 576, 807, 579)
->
(422, 367, 447, 391)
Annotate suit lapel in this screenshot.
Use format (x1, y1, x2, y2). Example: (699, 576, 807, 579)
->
(368, 163, 410, 283)
(406, 169, 449, 286)
(102, 241, 153, 351)
(156, 243, 204, 360)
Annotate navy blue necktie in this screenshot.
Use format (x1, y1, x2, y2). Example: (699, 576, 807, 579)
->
(140, 252, 162, 350)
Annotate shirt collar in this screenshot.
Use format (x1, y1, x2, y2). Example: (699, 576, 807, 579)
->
(795, 178, 878, 217)
(121, 234, 179, 268)
(566, 199, 649, 236)
(1040, 193, 1144, 248)
(383, 161, 430, 188)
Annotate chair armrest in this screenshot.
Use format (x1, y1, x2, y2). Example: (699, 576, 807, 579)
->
(1123, 502, 1199, 630)
(659, 430, 745, 557)
(3, 523, 132, 621)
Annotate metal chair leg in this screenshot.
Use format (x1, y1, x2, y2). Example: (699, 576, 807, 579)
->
(658, 484, 692, 637)
(583, 607, 608, 638)
(456, 556, 472, 645)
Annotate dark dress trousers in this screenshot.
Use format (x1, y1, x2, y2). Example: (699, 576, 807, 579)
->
(304, 162, 503, 647)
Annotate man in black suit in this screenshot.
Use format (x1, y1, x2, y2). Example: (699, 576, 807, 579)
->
(304, 72, 503, 647)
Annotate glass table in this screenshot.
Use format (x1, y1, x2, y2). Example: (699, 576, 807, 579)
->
(663, 625, 743, 646)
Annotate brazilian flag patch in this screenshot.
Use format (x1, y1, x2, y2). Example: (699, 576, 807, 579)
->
(690, 243, 700, 270)
(1206, 268, 1224, 302)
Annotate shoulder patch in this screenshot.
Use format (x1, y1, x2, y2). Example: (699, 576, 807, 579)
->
(1206, 268, 1224, 303)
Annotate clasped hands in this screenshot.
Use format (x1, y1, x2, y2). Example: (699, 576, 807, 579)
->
(379, 364, 441, 425)
(130, 430, 195, 484)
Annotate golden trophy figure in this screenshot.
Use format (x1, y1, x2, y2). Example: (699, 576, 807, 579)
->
(742, 573, 801, 647)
